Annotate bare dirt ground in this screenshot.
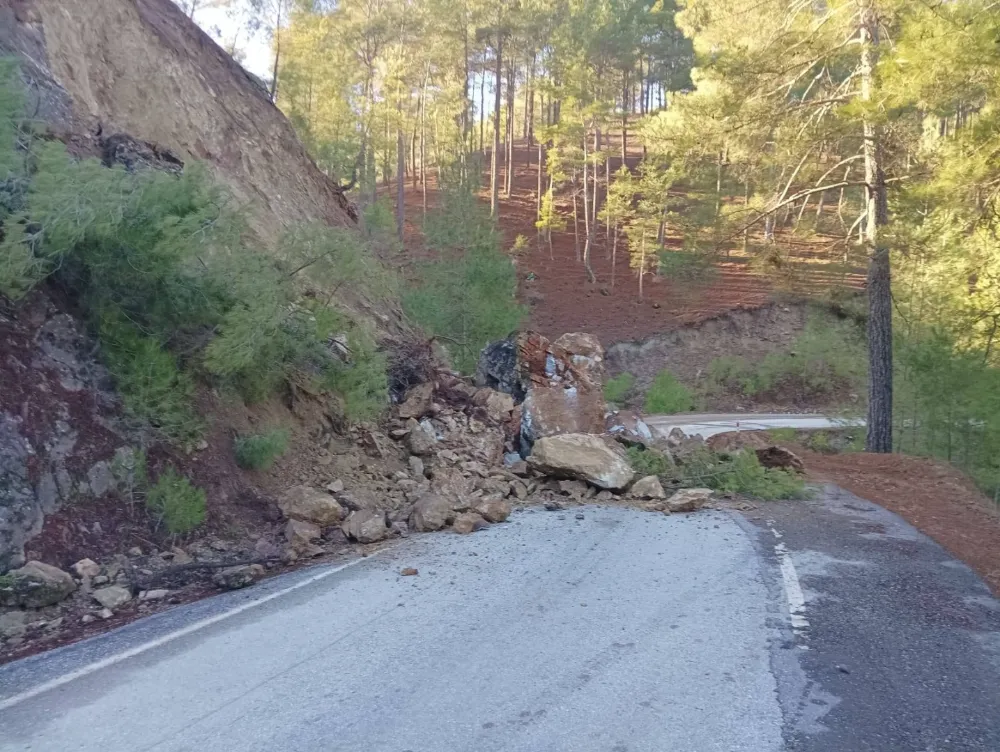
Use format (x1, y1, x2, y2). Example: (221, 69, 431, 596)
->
(392, 138, 865, 345)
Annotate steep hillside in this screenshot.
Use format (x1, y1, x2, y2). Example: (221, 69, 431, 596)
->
(0, 0, 355, 237)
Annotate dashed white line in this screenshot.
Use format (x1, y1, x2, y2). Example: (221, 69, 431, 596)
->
(0, 556, 371, 712)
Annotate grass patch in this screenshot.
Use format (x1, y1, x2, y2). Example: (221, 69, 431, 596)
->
(605, 372, 636, 404)
(766, 427, 797, 443)
(644, 369, 696, 414)
(146, 468, 207, 535)
(678, 449, 808, 500)
(705, 316, 865, 402)
(234, 429, 289, 471)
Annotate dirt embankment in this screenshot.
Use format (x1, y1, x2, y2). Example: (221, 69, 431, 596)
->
(0, 0, 355, 238)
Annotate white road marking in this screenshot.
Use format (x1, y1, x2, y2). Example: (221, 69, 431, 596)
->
(0, 556, 372, 711)
(770, 526, 809, 638)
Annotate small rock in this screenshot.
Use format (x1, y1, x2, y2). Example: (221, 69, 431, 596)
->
(398, 382, 435, 420)
(72, 558, 101, 579)
(390, 520, 410, 538)
(342, 509, 390, 544)
(475, 497, 512, 523)
(0, 610, 28, 639)
(279, 485, 345, 526)
(81, 614, 97, 625)
(400, 568, 419, 576)
(630, 475, 666, 500)
(406, 418, 437, 456)
(756, 446, 805, 473)
(407, 456, 425, 478)
(452, 512, 488, 534)
(87, 461, 116, 497)
(128, 547, 143, 557)
(575, 513, 585, 520)
(92, 575, 109, 586)
(667, 488, 713, 513)
(170, 547, 193, 565)
(558, 479, 590, 498)
(253, 538, 283, 561)
(213, 565, 261, 590)
(0, 562, 77, 608)
(45, 617, 64, 631)
(544, 500, 565, 511)
(325, 479, 345, 494)
(595, 490, 614, 502)
(409, 493, 455, 532)
(92, 586, 132, 610)
(284, 518, 323, 558)
(97, 608, 114, 620)
(139, 589, 170, 601)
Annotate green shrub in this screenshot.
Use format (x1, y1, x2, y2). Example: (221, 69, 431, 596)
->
(605, 372, 636, 404)
(657, 249, 717, 284)
(146, 468, 207, 535)
(99, 317, 204, 446)
(626, 445, 674, 476)
(320, 330, 388, 422)
(405, 184, 526, 374)
(235, 429, 289, 470)
(705, 316, 865, 401)
(675, 449, 807, 500)
(644, 370, 696, 414)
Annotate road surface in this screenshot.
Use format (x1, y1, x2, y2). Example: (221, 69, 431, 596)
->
(645, 412, 864, 439)
(2, 485, 999, 751)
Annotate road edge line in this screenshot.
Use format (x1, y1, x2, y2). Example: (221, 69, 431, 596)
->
(0, 556, 370, 711)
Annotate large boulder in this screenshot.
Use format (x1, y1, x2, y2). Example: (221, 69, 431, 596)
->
(406, 419, 438, 456)
(528, 434, 635, 491)
(342, 509, 389, 544)
(409, 494, 455, 532)
(518, 332, 608, 443)
(474, 497, 512, 523)
(278, 486, 345, 527)
(0, 561, 77, 608)
(91, 585, 132, 610)
(472, 388, 515, 424)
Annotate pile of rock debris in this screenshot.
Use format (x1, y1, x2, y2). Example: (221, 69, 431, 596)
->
(3, 330, 795, 656)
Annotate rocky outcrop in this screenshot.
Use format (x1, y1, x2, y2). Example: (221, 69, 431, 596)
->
(0, 0, 356, 237)
(528, 434, 635, 491)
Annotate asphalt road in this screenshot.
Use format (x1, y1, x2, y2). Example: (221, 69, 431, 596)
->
(2, 486, 1000, 751)
(644, 413, 864, 439)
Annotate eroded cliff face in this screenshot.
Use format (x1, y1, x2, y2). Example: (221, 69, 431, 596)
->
(0, 0, 356, 238)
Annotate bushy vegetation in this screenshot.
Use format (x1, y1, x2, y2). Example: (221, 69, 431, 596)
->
(895, 331, 1000, 498)
(706, 316, 866, 403)
(234, 429, 289, 471)
(626, 445, 673, 476)
(404, 182, 526, 374)
(0, 63, 389, 444)
(605, 372, 636, 404)
(644, 369, 696, 414)
(626, 444, 807, 500)
(146, 468, 207, 536)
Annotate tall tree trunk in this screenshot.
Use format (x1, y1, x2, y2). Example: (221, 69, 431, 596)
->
(527, 52, 536, 144)
(572, 171, 581, 261)
(536, 141, 543, 232)
(638, 231, 646, 300)
(480, 63, 486, 154)
(621, 71, 629, 165)
(420, 76, 428, 217)
(505, 61, 515, 197)
(591, 127, 600, 233)
(605, 157, 611, 249)
(611, 223, 618, 288)
(268, 0, 284, 103)
(396, 122, 405, 241)
(491, 38, 503, 217)
(861, 0, 892, 453)
(582, 126, 596, 284)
